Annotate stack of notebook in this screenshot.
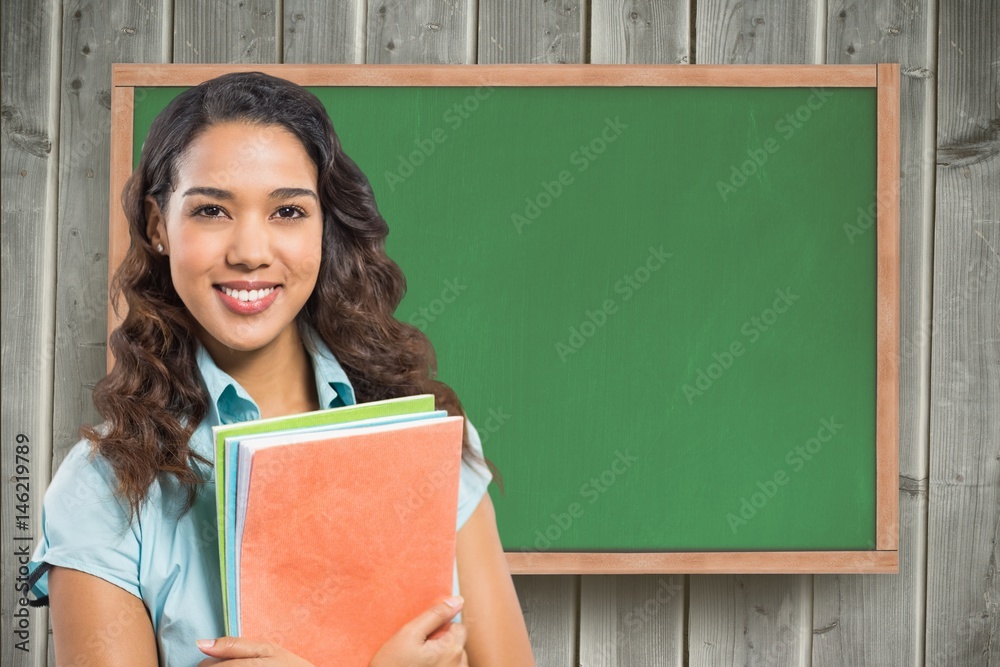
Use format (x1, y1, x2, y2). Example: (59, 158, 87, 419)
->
(213, 394, 464, 666)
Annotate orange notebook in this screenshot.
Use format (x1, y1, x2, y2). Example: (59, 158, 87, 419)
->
(238, 416, 465, 666)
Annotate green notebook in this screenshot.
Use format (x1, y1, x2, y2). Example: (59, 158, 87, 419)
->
(211, 394, 437, 632)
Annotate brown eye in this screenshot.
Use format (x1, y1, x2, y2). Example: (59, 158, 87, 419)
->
(193, 205, 224, 218)
(275, 205, 307, 219)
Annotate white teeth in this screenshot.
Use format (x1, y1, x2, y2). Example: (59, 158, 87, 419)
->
(222, 286, 274, 302)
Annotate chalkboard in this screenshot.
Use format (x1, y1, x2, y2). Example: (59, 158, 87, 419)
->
(110, 64, 899, 573)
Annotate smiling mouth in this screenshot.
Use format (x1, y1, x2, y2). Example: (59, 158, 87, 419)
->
(217, 285, 277, 303)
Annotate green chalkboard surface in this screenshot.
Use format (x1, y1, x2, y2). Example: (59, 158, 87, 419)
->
(132, 82, 878, 554)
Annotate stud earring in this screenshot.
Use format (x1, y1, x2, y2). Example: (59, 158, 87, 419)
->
(157, 243, 164, 253)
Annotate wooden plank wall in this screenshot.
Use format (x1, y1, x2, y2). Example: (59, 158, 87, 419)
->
(3, 0, 995, 665)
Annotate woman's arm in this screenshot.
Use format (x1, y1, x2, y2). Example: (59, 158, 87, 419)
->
(456, 494, 536, 667)
(48, 565, 159, 667)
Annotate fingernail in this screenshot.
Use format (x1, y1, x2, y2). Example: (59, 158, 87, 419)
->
(196, 639, 216, 649)
(444, 596, 464, 608)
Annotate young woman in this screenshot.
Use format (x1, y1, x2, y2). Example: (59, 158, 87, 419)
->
(26, 71, 535, 667)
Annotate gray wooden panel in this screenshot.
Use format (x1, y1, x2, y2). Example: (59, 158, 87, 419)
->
(580, 575, 684, 666)
(173, 0, 278, 63)
(687, 0, 820, 664)
(2, 4, 60, 667)
(478, 0, 585, 64)
(925, 1, 1000, 665)
(516, 575, 579, 667)
(694, 0, 821, 64)
(590, 0, 690, 64)
(283, 0, 363, 63)
(37, 1, 170, 665)
(50, 0, 168, 522)
(366, 0, 474, 64)
(812, 1, 936, 665)
(689, 575, 810, 665)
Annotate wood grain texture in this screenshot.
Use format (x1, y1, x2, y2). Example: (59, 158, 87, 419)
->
(284, 0, 363, 63)
(694, 0, 822, 65)
(579, 574, 685, 666)
(173, 0, 279, 63)
(366, 0, 474, 64)
(876, 62, 901, 552)
(689, 575, 811, 666)
(106, 84, 131, 368)
(507, 551, 897, 574)
(925, 0, 1000, 665)
(515, 575, 579, 667)
(813, 2, 936, 665)
(478, 0, 585, 64)
(590, 0, 690, 64)
(2, 3, 59, 667)
(47, 1, 194, 665)
(50, 0, 168, 527)
(110, 62, 879, 86)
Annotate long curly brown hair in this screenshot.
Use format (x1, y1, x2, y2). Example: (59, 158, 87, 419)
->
(83, 70, 499, 525)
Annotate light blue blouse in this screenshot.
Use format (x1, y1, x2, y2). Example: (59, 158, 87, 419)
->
(26, 323, 493, 667)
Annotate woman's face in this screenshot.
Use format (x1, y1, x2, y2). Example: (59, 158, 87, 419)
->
(145, 121, 324, 359)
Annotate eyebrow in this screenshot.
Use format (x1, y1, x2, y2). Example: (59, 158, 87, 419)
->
(182, 186, 318, 201)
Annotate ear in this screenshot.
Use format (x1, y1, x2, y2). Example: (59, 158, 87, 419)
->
(145, 195, 168, 254)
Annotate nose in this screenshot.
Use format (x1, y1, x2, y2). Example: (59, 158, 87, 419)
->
(226, 216, 274, 269)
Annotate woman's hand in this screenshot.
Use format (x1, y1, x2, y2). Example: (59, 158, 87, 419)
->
(369, 596, 468, 667)
(196, 636, 314, 666)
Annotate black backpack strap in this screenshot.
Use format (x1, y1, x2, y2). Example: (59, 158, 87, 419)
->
(25, 561, 52, 608)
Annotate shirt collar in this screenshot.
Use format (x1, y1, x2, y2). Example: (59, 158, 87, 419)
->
(300, 321, 356, 409)
(195, 321, 356, 426)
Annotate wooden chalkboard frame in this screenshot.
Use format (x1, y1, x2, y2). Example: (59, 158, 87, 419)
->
(108, 63, 899, 574)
